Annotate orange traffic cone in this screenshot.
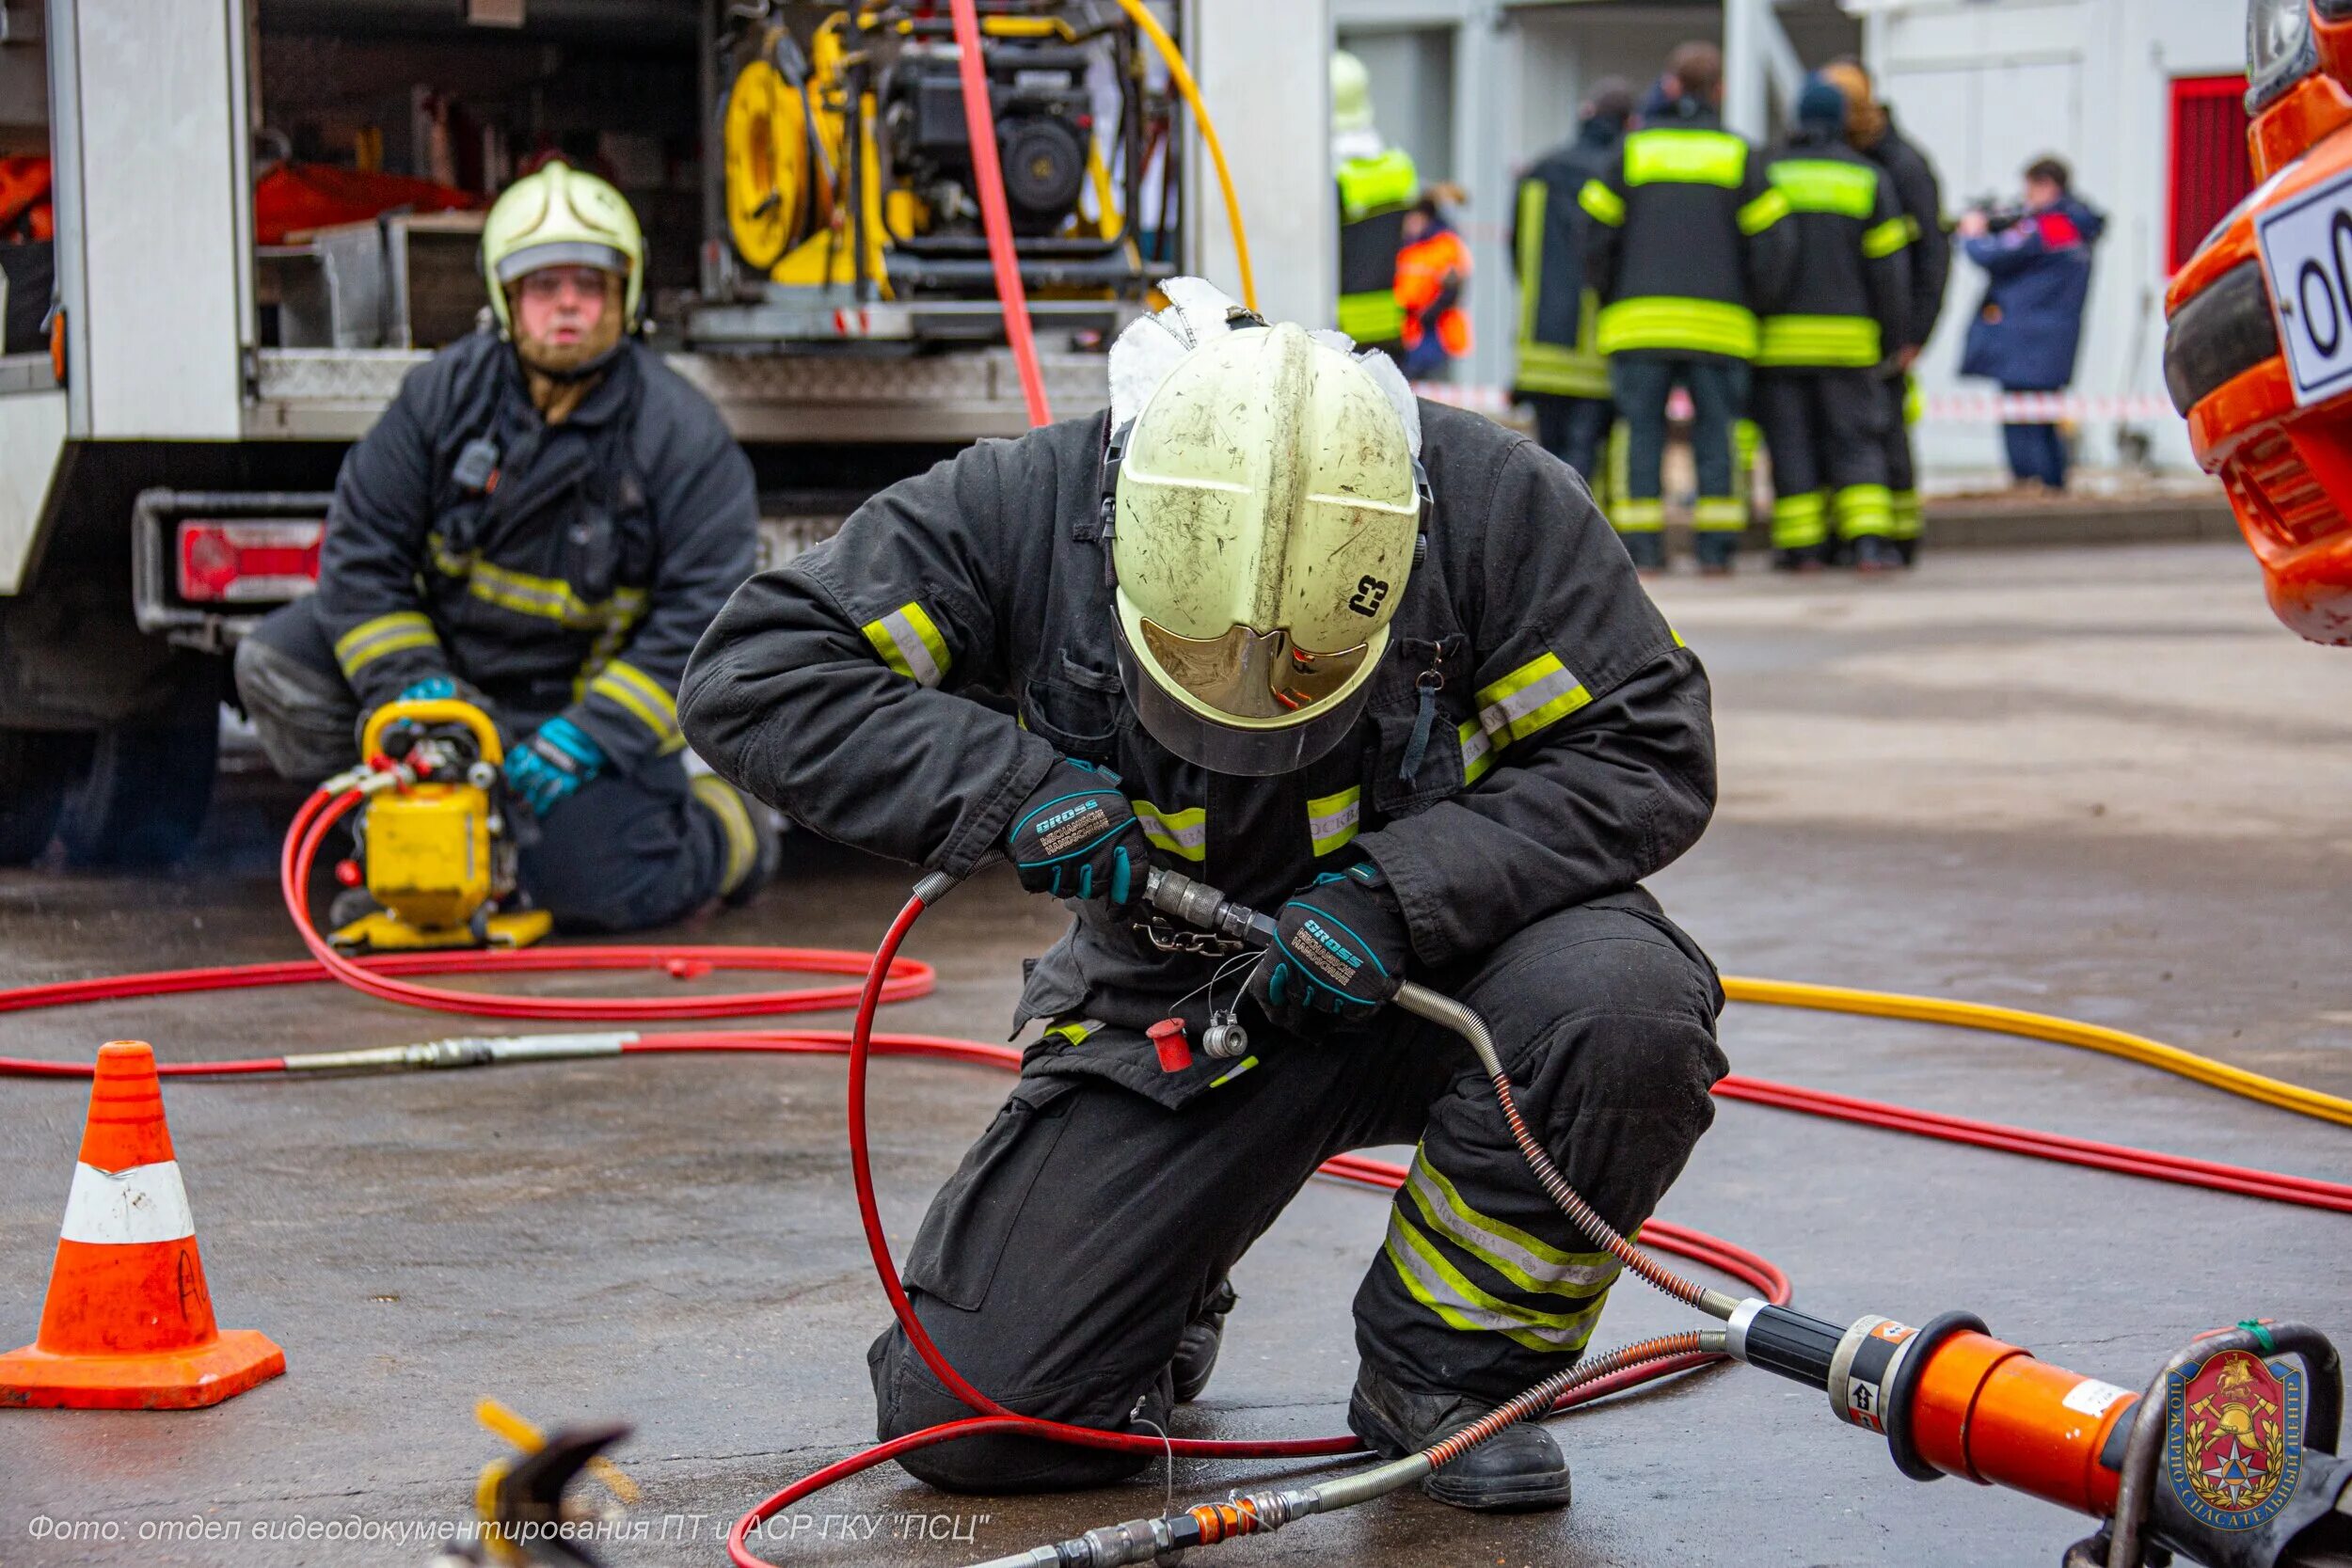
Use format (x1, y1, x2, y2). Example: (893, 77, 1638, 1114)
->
(0, 1040, 284, 1409)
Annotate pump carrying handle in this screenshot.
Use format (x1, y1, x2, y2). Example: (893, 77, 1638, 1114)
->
(360, 698, 506, 767)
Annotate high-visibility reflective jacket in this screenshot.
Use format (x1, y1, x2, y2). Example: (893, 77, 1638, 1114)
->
(1337, 148, 1420, 346)
(1579, 103, 1797, 361)
(1512, 119, 1619, 399)
(1397, 222, 1472, 360)
(313, 332, 757, 773)
(679, 402, 1715, 1112)
(1756, 130, 1912, 370)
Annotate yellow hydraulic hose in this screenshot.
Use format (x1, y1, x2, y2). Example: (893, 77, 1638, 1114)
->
(1111, 0, 1257, 312)
(1724, 976, 2352, 1130)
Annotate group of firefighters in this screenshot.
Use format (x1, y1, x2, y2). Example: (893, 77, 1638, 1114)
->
(1343, 44, 1952, 575)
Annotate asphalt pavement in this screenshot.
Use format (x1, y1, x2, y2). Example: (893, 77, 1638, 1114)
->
(2, 543, 2347, 1568)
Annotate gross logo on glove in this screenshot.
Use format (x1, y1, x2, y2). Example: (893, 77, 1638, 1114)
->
(1033, 796, 1114, 860)
(1288, 915, 1371, 990)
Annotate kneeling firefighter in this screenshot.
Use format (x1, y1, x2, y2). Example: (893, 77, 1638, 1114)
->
(236, 161, 776, 932)
(679, 282, 1727, 1511)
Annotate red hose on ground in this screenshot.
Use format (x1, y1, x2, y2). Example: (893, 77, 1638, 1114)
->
(946, 0, 1052, 428)
(3, 794, 2348, 1563)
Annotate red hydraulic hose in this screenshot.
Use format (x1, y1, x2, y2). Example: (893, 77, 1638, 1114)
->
(268, 789, 931, 1022)
(4, 798, 2349, 1561)
(946, 0, 1052, 428)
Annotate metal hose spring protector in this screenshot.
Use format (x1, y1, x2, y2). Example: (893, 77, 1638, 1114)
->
(1391, 984, 1742, 1322)
(965, 1331, 1727, 1568)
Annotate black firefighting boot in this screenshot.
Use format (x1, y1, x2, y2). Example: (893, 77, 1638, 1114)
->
(1347, 1362, 1573, 1513)
(1171, 1279, 1237, 1403)
(1619, 531, 1664, 572)
(1852, 534, 1904, 574)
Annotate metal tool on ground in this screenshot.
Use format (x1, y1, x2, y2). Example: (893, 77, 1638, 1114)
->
(325, 698, 550, 954)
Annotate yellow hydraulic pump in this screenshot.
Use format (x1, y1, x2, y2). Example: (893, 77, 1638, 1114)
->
(330, 700, 551, 954)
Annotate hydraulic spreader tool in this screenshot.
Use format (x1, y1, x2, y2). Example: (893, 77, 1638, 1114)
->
(941, 869, 2349, 1568)
(320, 699, 551, 955)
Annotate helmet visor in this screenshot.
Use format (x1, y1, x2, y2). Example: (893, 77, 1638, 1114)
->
(494, 240, 631, 285)
(1136, 620, 1371, 721)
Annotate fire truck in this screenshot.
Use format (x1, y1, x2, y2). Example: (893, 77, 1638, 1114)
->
(0, 0, 1322, 864)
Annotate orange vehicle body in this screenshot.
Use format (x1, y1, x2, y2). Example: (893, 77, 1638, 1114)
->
(2166, 7, 2352, 643)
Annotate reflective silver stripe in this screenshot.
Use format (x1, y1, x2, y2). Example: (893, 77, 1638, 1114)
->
(1480, 662, 1584, 739)
(1405, 1160, 1618, 1294)
(1132, 801, 1207, 861)
(1459, 720, 1494, 784)
(1307, 787, 1361, 856)
(1381, 1213, 1601, 1352)
(877, 608, 944, 687)
(60, 1161, 195, 1244)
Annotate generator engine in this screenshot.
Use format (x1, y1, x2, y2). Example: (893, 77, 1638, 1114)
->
(883, 42, 1094, 237)
(699, 1, 1170, 344)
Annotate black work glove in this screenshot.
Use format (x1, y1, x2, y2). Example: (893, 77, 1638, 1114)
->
(1248, 863, 1412, 1032)
(1005, 758, 1151, 911)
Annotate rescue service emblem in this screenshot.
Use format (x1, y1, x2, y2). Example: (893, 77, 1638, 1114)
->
(2165, 1348, 2303, 1530)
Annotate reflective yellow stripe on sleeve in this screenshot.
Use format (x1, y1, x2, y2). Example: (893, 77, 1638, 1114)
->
(1862, 215, 1913, 259)
(332, 611, 441, 678)
(1736, 186, 1791, 235)
(586, 657, 684, 752)
(859, 602, 953, 689)
(1132, 800, 1207, 862)
(1307, 786, 1361, 858)
(1473, 652, 1591, 751)
(1576, 178, 1625, 228)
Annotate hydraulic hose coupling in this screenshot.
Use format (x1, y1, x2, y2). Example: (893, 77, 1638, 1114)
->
(1142, 866, 1278, 948)
(969, 1490, 1311, 1568)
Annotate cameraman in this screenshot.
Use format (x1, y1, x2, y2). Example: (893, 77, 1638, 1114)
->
(1957, 156, 2105, 490)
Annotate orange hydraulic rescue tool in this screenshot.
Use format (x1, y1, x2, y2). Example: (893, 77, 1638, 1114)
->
(1137, 869, 2351, 1568)
(1722, 1303, 2348, 1566)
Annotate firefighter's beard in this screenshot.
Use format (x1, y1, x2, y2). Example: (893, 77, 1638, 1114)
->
(513, 274, 626, 422)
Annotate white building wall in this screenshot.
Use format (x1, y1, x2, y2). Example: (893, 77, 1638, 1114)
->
(1863, 0, 2241, 477)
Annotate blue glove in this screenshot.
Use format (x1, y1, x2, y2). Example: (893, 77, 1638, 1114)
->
(504, 717, 605, 818)
(1248, 863, 1412, 1032)
(399, 676, 458, 703)
(1005, 758, 1151, 911)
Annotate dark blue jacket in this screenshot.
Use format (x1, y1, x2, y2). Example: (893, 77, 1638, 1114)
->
(1959, 197, 2106, 390)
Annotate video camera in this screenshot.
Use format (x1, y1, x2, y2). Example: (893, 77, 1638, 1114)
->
(1964, 195, 2027, 233)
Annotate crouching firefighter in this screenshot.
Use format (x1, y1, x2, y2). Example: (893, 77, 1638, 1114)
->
(679, 282, 1728, 1511)
(235, 161, 776, 931)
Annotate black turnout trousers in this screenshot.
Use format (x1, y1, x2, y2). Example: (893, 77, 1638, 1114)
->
(868, 889, 1727, 1492)
(1752, 368, 1894, 546)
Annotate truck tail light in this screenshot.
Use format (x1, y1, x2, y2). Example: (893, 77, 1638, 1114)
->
(176, 519, 324, 603)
